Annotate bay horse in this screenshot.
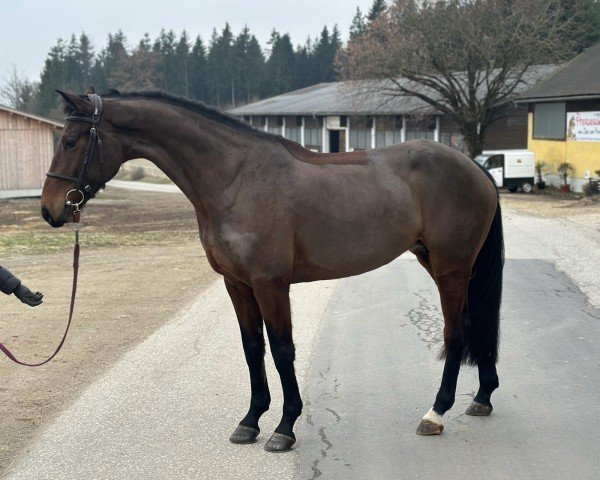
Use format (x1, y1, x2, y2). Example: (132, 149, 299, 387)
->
(41, 91, 503, 452)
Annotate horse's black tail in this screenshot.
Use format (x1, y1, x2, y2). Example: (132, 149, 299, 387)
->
(463, 199, 504, 366)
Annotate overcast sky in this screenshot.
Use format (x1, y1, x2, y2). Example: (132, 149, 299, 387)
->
(1, 0, 375, 83)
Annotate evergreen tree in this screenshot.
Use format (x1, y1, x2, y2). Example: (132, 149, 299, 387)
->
(349, 7, 367, 39)
(175, 31, 191, 97)
(20, 20, 349, 116)
(153, 29, 179, 93)
(265, 30, 295, 96)
(206, 24, 234, 107)
(37, 39, 68, 117)
(367, 0, 387, 23)
(310, 26, 340, 84)
(293, 40, 312, 89)
(189, 35, 208, 102)
(65, 35, 81, 89)
(77, 33, 95, 89)
(575, 0, 600, 50)
(93, 31, 128, 93)
(233, 26, 265, 104)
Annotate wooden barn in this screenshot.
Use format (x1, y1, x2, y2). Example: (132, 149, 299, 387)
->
(0, 106, 63, 198)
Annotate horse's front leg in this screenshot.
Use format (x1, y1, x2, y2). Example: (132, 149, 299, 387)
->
(225, 278, 271, 444)
(252, 277, 302, 452)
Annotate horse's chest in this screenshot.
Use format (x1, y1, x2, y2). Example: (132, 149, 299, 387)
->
(200, 224, 257, 280)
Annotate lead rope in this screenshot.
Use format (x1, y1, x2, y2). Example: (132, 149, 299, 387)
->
(0, 212, 80, 367)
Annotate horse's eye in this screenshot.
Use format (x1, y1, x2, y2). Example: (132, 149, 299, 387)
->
(64, 139, 77, 150)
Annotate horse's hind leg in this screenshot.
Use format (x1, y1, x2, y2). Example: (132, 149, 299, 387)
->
(225, 278, 271, 444)
(252, 277, 302, 452)
(465, 359, 499, 416)
(416, 268, 470, 435)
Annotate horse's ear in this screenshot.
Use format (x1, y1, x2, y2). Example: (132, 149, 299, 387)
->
(56, 90, 91, 115)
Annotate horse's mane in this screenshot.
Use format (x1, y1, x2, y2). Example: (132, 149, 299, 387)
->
(102, 90, 273, 139)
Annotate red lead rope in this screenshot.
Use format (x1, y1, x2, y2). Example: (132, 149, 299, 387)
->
(0, 212, 80, 367)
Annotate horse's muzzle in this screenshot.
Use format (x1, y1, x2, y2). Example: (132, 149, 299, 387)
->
(41, 205, 70, 228)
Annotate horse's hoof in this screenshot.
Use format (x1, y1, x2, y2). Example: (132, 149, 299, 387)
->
(229, 424, 259, 444)
(465, 401, 493, 416)
(416, 419, 444, 435)
(264, 432, 296, 452)
(416, 408, 444, 436)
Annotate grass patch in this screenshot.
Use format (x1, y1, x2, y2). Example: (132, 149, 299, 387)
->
(0, 230, 197, 255)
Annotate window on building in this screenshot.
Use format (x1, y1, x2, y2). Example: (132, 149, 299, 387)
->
(405, 116, 435, 141)
(350, 129, 369, 150)
(533, 102, 566, 140)
(376, 116, 403, 148)
(440, 132, 466, 152)
(267, 116, 281, 134)
(304, 116, 323, 151)
(284, 116, 301, 143)
(349, 116, 370, 150)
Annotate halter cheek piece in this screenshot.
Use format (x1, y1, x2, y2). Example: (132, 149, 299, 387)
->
(46, 93, 106, 212)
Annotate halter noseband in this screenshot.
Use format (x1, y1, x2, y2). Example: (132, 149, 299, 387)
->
(46, 93, 107, 211)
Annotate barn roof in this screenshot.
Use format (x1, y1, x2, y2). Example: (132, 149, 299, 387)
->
(229, 65, 557, 117)
(0, 105, 63, 129)
(516, 43, 600, 103)
(230, 81, 434, 116)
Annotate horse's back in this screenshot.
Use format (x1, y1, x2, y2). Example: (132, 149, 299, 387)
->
(283, 139, 497, 282)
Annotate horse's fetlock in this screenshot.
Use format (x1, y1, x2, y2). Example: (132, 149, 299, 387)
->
(284, 400, 303, 419)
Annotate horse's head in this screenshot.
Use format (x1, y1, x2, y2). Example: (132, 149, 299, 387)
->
(41, 91, 126, 227)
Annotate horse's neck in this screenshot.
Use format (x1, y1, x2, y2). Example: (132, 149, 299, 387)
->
(121, 102, 262, 208)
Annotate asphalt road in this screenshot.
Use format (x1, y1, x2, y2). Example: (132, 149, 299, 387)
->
(5, 210, 600, 480)
(298, 258, 600, 480)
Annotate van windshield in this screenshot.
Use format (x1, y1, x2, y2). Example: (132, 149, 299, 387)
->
(474, 155, 490, 166)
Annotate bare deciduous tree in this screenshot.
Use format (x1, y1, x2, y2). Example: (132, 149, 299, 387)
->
(338, 0, 586, 158)
(0, 65, 35, 111)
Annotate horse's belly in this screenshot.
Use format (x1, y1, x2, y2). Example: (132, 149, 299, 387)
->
(291, 220, 417, 282)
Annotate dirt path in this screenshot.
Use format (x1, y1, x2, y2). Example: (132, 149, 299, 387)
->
(0, 187, 219, 474)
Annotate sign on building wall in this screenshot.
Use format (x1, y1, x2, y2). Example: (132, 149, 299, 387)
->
(566, 111, 600, 141)
(326, 116, 341, 129)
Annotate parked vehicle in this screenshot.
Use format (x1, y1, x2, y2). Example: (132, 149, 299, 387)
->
(475, 150, 535, 193)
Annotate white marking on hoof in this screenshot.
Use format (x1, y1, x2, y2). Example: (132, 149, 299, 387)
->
(423, 408, 444, 427)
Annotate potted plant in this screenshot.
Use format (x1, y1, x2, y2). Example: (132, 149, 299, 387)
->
(535, 160, 547, 189)
(557, 162, 574, 193)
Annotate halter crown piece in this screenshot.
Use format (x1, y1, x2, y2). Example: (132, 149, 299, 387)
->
(46, 93, 107, 210)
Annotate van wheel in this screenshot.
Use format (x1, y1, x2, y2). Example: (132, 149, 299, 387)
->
(508, 186, 518, 193)
(521, 182, 533, 193)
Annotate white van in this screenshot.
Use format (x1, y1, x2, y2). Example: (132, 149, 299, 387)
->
(474, 150, 535, 193)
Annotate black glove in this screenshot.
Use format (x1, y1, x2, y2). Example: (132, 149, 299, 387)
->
(13, 284, 43, 307)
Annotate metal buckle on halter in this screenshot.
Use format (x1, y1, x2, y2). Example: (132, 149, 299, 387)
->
(65, 189, 85, 212)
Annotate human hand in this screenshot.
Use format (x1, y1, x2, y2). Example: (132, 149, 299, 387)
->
(13, 284, 44, 307)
